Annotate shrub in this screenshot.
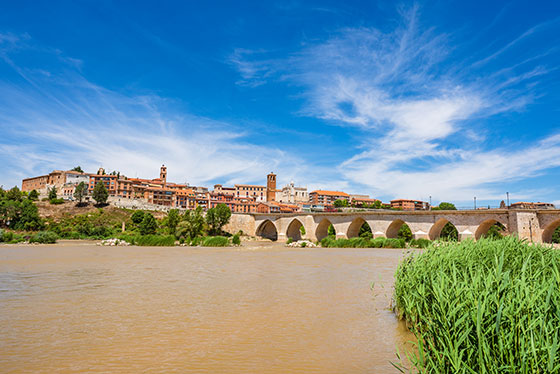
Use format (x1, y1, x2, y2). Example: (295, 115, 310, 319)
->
(410, 238, 431, 248)
(139, 213, 158, 235)
(201, 236, 230, 247)
(286, 237, 293, 244)
(232, 233, 241, 245)
(301, 241, 307, 247)
(190, 236, 204, 246)
(394, 237, 560, 373)
(370, 238, 385, 248)
(49, 198, 64, 205)
(131, 210, 145, 224)
(383, 238, 405, 248)
(0, 229, 14, 243)
(29, 231, 58, 244)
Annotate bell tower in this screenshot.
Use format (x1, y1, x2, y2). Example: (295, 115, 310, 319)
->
(160, 165, 167, 187)
(266, 172, 276, 202)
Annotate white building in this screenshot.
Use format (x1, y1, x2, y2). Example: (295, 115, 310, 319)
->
(277, 181, 308, 204)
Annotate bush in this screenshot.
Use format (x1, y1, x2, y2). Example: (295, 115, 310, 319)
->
(409, 238, 431, 248)
(0, 229, 13, 242)
(201, 236, 230, 247)
(29, 231, 58, 244)
(117, 234, 175, 246)
(49, 198, 64, 205)
(232, 233, 241, 245)
(190, 236, 204, 246)
(286, 237, 293, 244)
(394, 237, 560, 373)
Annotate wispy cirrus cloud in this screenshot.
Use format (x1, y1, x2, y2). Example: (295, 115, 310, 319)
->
(230, 6, 560, 202)
(0, 35, 302, 189)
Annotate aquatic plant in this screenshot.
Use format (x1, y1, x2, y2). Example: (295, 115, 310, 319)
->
(393, 237, 560, 373)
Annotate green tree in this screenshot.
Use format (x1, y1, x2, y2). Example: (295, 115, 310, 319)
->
(328, 224, 336, 236)
(7, 187, 23, 201)
(438, 202, 457, 210)
(176, 207, 205, 239)
(73, 182, 87, 205)
(398, 224, 413, 242)
(484, 222, 506, 240)
(205, 204, 232, 235)
(28, 189, 39, 201)
(333, 199, 348, 208)
(552, 226, 560, 244)
(92, 181, 108, 205)
(359, 222, 373, 238)
(167, 209, 180, 234)
(71, 166, 84, 173)
(440, 222, 458, 241)
(139, 212, 158, 235)
(48, 186, 57, 200)
(131, 210, 145, 225)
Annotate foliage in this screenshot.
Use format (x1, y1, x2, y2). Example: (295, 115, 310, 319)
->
(320, 236, 405, 248)
(48, 186, 57, 200)
(232, 233, 241, 245)
(6, 187, 23, 201)
(46, 207, 130, 239)
(118, 234, 175, 246)
(92, 181, 108, 205)
(397, 224, 413, 242)
(0, 193, 44, 231)
(71, 166, 84, 173)
(394, 237, 560, 373)
(359, 222, 373, 238)
(333, 199, 349, 208)
(205, 204, 231, 235)
(28, 190, 39, 201)
(139, 212, 158, 235)
(286, 237, 293, 244)
(299, 225, 306, 236)
(176, 207, 205, 239)
(438, 202, 457, 210)
(131, 210, 145, 224)
(409, 238, 431, 248)
(327, 224, 335, 236)
(29, 231, 58, 244)
(49, 198, 64, 205)
(201, 235, 230, 247)
(73, 181, 87, 204)
(440, 222, 458, 241)
(483, 222, 506, 240)
(553, 226, 560, 244)
(166, 209, 180, 234)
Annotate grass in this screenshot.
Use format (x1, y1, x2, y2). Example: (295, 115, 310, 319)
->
(117, 234, 175, 246)
(320, 236, 406, 248)
(393, 237, 560, 373)
(201, 236, 230, 247)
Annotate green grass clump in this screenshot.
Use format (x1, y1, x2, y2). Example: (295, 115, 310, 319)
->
(232, 233, 241, 245)
(320, 236, 405, 248)
(393, 237, 560, 373)
(117, 234, 175, 246)
(201, 236, 230, 247)
(409, 238, 431, 248)
(29, 231, 58, 244)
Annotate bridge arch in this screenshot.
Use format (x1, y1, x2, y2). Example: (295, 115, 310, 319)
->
(429, 218, 458, 241)
(286, 218, 305, 241)
(475, 219, 507, 240)
(316, 218, 335, 241)
(542, 219, 560, 243)
(256, 220, 278, 241)
(347, 217, 371, 238)
(386, 219, 406, 239)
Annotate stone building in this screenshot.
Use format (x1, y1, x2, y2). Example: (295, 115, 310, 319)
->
(390, 199, 430, 211)
(277, 181, 308, 204)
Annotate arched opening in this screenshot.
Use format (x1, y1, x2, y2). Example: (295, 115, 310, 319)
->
(316, 219, 335, 241)
(256, 220, 278, 241)
(347, 217, 372, 238)
(429, 218, 450, 240)
(386, 219, 405, 238)
(542, 219, 560, 243)
(475, 219, 507, 240)
(286, 219, 304, 241)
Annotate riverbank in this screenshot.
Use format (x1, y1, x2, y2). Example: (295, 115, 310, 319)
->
(0, 242, 413, 373)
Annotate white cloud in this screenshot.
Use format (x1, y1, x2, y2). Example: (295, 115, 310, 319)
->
(231, 6, 560, 202)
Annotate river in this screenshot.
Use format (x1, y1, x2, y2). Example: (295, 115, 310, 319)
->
(0, 241, 413, 373)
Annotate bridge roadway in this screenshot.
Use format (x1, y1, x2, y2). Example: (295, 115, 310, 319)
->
(224, 209, 560, 243)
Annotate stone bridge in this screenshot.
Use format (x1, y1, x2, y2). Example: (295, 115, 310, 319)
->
(224, 209, 560, 243)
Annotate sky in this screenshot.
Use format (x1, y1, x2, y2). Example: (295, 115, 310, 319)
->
(1, 0, 559, 208)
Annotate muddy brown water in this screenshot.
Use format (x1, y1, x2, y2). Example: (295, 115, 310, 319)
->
(0, 241, 414, 373)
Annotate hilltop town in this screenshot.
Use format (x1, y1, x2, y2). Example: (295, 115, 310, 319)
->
(21, 165, 555, 212)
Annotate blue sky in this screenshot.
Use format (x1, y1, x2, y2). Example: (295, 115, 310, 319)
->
(1, 1, 559, 208)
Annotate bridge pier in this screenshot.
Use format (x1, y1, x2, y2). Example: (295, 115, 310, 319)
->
(413, 231, 429, 240)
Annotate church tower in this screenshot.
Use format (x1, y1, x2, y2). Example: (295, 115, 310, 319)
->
(266, 172, 276, 202)
(160, 165, 167, 187)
